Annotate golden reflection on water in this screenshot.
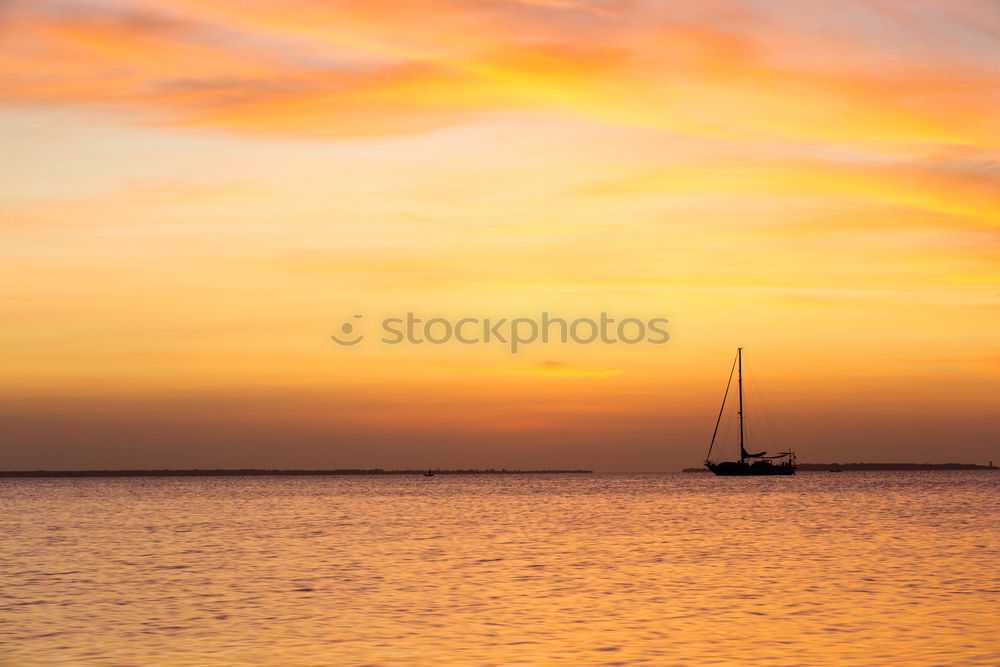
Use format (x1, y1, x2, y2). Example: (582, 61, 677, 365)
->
(2, 473, 998, 666)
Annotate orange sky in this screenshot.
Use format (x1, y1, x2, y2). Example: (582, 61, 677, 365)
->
(2, 0, 998, 470)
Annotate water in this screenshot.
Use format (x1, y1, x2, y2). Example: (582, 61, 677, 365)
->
(2, 472, 998, 666)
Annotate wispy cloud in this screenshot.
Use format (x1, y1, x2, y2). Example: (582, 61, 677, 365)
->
(1, 0, 998, 467)
(2, 0, 996, 143)
(584, 154, 1000, 225)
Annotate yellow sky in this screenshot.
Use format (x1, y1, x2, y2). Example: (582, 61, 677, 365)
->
(1, 0, 998, 469)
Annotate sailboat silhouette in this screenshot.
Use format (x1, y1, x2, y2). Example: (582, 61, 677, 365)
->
(704, 348, 796, 476)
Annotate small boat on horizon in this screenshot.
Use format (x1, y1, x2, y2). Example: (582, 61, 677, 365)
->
(423, 469, 434, 477)
(704, 348, 796, 476)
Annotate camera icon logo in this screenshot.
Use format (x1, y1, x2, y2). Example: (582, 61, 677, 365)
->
(330, 314, 365, 346)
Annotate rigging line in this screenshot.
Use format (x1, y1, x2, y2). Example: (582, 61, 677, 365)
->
(717, 404, 732, 460)
(744, 365, 760, 448)
(760, 373, 782, 451)
(748, 364, 783, 451)
(748, 366, 774, 455)
(720, 405, 734, 459)
(744, 364, 759, 438)
(751, 370, 772, 451)
(706, 352, 738, 461)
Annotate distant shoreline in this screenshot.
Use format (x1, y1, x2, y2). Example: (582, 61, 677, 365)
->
(0, 468, 593, 478)
(683, 463, 998, 472)
(3, 465, 995, 477)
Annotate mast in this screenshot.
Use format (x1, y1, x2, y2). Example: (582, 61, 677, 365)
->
(705, 353, 738, 463)
(737, 347, 745, 463)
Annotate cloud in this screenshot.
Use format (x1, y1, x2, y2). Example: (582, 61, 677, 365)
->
(0, 0, 996, 143)
(583, 154, 1000, 225)
(535, 360, 622, 376)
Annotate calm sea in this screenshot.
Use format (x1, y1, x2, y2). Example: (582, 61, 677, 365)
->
(2, 472, 998, 666)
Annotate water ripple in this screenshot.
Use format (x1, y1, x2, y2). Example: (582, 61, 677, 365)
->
(0, 472, 998, 665)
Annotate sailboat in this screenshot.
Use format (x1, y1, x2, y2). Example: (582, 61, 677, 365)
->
(704, 348, 796, 476)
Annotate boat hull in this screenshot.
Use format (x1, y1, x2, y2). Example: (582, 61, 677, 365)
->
(706, 461, 796, 476)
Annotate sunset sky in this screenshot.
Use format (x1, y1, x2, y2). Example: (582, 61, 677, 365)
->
(2, 0, 998, 470)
